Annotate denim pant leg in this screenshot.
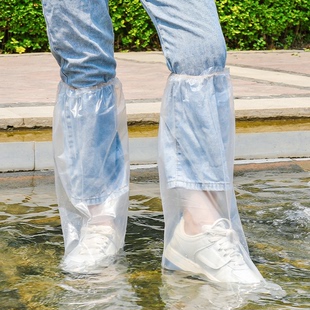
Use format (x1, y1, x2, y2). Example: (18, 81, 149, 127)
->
(141, 0, 250, 256)
(42, 0, 129, 255)
(42, 0, 116, 88)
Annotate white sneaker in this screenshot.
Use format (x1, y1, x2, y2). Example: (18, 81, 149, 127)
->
(163, 218, 263, 283)
(61, 225, 118, 274)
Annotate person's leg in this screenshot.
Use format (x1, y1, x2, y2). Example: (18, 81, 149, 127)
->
(140, 0, 264, 283)
(42, 0, 129, 273)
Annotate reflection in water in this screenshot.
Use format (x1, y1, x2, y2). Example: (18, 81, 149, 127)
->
(0, 169, 309, 309)
(160, 271, 284, 310)
(58, 261, 142, 310)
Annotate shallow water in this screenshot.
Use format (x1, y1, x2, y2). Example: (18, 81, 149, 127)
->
(1, 118, 310, 142)
(0, 167, 309, 310)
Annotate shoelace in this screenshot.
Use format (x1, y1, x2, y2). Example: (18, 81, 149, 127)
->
(208, 227, 246, 267)
(79, 226, 114, 254)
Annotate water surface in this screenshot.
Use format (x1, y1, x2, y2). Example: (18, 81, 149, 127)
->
(0, 167, 309, 309)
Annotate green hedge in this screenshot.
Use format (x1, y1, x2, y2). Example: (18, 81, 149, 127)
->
(110, 0, 159, 51)
(0, 0, 309, 53)
(0, 0, 47, 53)
(217, 0, 310, 50)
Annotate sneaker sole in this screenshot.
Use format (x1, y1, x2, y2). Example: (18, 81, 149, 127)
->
(61, 251, 117, 275)
(164, 244, 219, 282)
(164, 244, 263, 284)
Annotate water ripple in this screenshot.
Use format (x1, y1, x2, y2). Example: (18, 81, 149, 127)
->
(0, 170, 309, 309)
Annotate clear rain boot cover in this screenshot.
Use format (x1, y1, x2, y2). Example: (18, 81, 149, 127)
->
(53, 78, 129, 263)
(159, 70, 264, 282)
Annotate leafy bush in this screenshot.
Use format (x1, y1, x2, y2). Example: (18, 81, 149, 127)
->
(110, 0, 159, 51)
(0, 0, 48, 53)
(0, 0, 309, 53)
(216, 0, 310, 50)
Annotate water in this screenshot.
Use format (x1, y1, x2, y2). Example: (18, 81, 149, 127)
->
(0, 166, 309, 309)
(1, 118, 310, 142)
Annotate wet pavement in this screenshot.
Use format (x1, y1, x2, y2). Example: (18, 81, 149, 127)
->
(0, 163, 309, 310)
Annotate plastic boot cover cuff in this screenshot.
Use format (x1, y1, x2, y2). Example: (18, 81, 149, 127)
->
(159, 71, 264, 283)
(53, 78, 129, 259)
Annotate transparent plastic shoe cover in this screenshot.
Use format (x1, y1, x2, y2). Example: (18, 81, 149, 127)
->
(159, 70, 264, 283)
(53, 78, 129, 272)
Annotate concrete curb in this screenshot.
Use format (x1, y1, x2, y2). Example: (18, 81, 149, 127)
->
(0, 51, 309, 170)
(1, 131, 310, 172)
(0, 98, 309, 129)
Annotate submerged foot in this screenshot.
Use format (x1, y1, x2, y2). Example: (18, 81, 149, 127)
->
(61, 225, 118, 274)
(163, 217, 264, 284)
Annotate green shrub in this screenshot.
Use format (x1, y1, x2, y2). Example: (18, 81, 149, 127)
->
(0, 0, 309, 53)
(110, 0, 159, 51)
(216, 0, 310, 50)
(0, 0, 48, 53)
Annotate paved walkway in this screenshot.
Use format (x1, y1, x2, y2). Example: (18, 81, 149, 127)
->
(0, 50, 309, 129)
(0, 50, 309, 171)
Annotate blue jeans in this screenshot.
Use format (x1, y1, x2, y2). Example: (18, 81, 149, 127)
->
(42, 0, 229, 190)
(42, 0, 226, 87)
(43, 0, 248, 255)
